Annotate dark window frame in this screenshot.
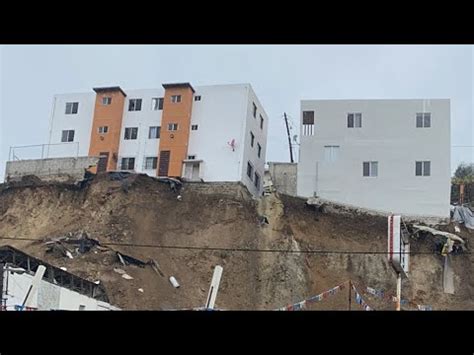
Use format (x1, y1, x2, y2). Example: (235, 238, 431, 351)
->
(128, 99, 142, 111)
(61, 130, 75, 142)
(65, 102, 79, 115)
(124, 127, 138, 140)
(148, 126, 160, 139)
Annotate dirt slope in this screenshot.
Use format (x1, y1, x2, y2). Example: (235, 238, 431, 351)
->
(0, 174, 472, 310)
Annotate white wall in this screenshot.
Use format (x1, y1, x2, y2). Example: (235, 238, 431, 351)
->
(187, 84, 248, 182)
(2, 270, 119, 310)
(118, 89, 163, 174)
(297, 99, 451, 218)
(239, 85, 269, 196)
(47, 93, 95, 158)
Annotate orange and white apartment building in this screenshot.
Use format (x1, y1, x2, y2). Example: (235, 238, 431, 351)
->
(47, 83, 268, 195)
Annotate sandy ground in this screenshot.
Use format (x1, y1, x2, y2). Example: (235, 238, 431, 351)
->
(0, 173, 472, 310)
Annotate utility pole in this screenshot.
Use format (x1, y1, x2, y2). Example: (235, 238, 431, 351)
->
(284, 113, 294, 163)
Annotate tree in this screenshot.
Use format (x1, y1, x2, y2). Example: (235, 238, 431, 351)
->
(453, 163, 474, 184)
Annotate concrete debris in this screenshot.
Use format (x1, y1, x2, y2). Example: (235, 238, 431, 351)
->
(60, 267, 67, 271)
(169, 276, 180, 288)
(117, 253, 126, 266)
(412, 225, 465, 244)
(454, 225, 461, 233)
(122, 273, 133, 280)
(114, 268, 126, 275)
(138, 288, 144, 293)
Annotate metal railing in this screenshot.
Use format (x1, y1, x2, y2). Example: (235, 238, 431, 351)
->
(8, 142, 80, 161)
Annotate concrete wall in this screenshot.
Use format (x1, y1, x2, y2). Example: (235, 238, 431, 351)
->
(5, 156, 99, 182)
(2, 271, 119, 310)
(268, 162, 297, 196)
(297, 99, 451, 218)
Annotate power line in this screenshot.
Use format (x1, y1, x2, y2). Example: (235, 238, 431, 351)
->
(0, 236, 468, 255)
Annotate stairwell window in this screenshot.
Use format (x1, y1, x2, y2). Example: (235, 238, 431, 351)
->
(61, 130, 75, 142)
(124, 127, 138, 140)
(102, 97, 112, 105)
(128, 99, 142, 111)
(65, 102, 79, 115)
(363, 161, 378, 177)
(144, 157, 158, 170)
(247, 161, 254, 180)
(416, 161, 431, 176)
(260, 115, 264, 129)
(257, 143, 262, 158)
(194, 95, 201, 101)
(348, 113, 362, 128)
(416, 113, 431, 128)
(250, 131, 255, 147)
(303, 111, 315, 136)
(168, 123, 178, 131)
(149, 126, 160, 139)
(121, 157, 135, 170)
(191, 125, 198, 131)
(252, 102, 257, 118)
(98, 126, 108, 134)
(171, 95, 181, 103)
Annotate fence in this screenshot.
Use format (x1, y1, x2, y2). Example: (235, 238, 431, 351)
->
(8, 142, 80, 161)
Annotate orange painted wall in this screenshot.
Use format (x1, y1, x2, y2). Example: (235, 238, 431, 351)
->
(88, 90, 126, 172)
(158, 87, 194, 177)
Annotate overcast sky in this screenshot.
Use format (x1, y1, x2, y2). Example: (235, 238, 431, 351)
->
(1, 45, 473, 181)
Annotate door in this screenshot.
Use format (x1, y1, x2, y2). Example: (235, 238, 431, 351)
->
(158, 150, 170, 176)
(192, 163, 200, 181)
(97, 152, 109, 173)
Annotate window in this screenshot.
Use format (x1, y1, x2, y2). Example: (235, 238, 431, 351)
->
(260, 115, 264, 129)
(416, 113, 431, 128)
(348, 113, 362, 128)
(61, 130, 75, 142)
(121, 157, 135, 170)
(324, 146, 340, 162)
(128, 99, 142, 111)
(158, 97, 164, 110)
(194, 95, 201, 101)
(257, 143, 262, 158)
(247, 161, 254, 180)
(191, 125, 198, 131)
(65, 102, 79, 115)
(416, 161, 431, 176)
(151, 98, 160, 111)
(303, 111, 315, 136)
(102, 97, 112, 105)
(168, 123, 178, 131)
(124, 127, 138, 140)
(254, 172, 260, 189)
(252, 102, 257, 118)
(250, 131, 255, 147)
(144, 157, 158, 170)
(171, 95, 181, 103)
(79, 305, 86, 311)
(188, 155, 196, 160)
(149, 126, 160, 139)
(98, 126, 108, 134)
(363, 161, 378, 177)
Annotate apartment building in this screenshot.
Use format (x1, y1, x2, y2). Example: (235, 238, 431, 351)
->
(297, 99, 451, 218)
(47, 83, 268, 195)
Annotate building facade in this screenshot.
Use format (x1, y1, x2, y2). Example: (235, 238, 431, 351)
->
(297, 99, 451, 218)
(47, 83, 268, 195)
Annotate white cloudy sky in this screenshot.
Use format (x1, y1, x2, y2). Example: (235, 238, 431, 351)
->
(0, 45, 473, 181)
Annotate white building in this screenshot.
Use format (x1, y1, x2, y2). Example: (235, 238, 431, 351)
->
(297, 99, 451, 219)
(1, 246, 119, 311)
(46, 83, 268, 196)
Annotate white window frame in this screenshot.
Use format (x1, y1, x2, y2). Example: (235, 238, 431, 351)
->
(168, 123, 178, 131)
(128, 99, 142, 111)
(151, 98, 160, 111)
(324, 145, 340, 162)
(124, 127, 138, 140)
(61, 130, 75, 142)
(65, 102, 79, 115)
(363, 161, 378, 177)
(149, 126, 160, 139)
(416, 113, 431, 128)
(102, 97, 112, 106)
(415, 161, 431, 176)
(348, 113, 362, 128)
(144, 157, 158, 170)
(98, 126, 109, 134)
(171, 95, 182, 103)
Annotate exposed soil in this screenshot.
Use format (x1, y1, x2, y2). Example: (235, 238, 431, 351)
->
(0, 173, 472, 310)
